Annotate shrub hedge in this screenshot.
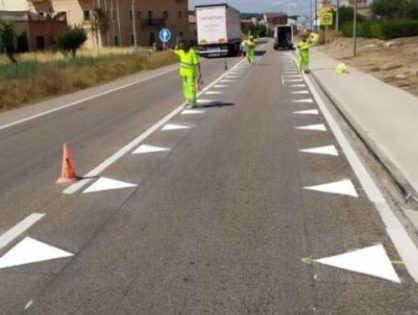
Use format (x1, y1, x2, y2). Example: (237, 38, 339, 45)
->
(341, 19, 418, 40)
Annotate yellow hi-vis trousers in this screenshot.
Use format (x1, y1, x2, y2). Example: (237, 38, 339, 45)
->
(298, 50, 309, 72)
(182, 75, 197, 107)
(247, 48, 255, 64)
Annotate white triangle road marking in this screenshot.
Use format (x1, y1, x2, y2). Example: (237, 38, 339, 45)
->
(285, 79, 303, 82)
(293, 109, 319, 115)
(213, 85, 229, 88)
(304, 179, 358, 197)
(293, 98, 314, 104)
(296, 124, 327, 131)
(161, 123, 192, 131)
(0, 237, 73, 269)
(197, 99, 216, 104)
(132, 144, 170, 154)
(291, 90, 310, 95)
(315, 244, 401, 283)
(220, 80, 236, 83)
(181, 109, 205, 115)
(205, 91, 224, 95)
(299, 145, 339, 156)
(83, 177, 137, 193)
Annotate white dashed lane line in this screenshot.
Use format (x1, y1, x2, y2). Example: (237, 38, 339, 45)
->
(0, 213, 45, 250)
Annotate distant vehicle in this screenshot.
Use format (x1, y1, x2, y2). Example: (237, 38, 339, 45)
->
(195, 4, 242, 57)
(274, 25, 294, 50)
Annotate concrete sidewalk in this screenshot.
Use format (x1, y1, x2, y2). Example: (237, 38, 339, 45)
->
(310, 48, 418, 204)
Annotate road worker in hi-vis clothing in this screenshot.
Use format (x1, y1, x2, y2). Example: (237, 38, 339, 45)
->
(244, 35, 256, 65)
(169, 40, 201, 109)
(297, 32, 319, 73)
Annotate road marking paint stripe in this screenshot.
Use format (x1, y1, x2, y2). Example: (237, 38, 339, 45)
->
(293, 99, 314, 103)
(293, 109, 319, 115)
(291, 90, 310, 94)
(83, 177, 137, 193)
(0, 237, 73, 269)
(304, 179, 358, 197)
(64, 58, 247, 194)
(0, 213, 45, 249)
(161, 123, 192, 131)
(315, 244, 401, 283)
(299, 145, 339, 156)
(296, 124, 327, 131)
(206, 91, 224, 95)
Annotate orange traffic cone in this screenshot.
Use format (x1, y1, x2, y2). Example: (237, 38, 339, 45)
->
(224, 61, 228, 71)
(56, 144, 79, 183)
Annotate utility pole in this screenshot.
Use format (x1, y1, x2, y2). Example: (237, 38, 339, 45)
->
(310, 0, 313, 30)
(353, 0, 357, 57)
(131, 0, 137, 49)
(314, 0, 318, 31)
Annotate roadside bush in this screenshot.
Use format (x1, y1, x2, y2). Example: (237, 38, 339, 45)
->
(377, 19, 418, 39)
(341, 19, 418, 39)
(0, 21, 17, 63)
(56, 25, 87, 58)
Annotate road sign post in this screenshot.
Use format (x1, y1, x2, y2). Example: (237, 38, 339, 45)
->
(353, 0, 358, 57)
(320, 10, 333, 48)
(159, 28, 171, 49)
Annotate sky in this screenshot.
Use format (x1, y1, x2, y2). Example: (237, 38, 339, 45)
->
(189, 0, 372, 15)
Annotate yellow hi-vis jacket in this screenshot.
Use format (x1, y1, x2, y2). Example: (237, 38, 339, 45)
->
(244, 39, 256, 49)
(174, 48, 199, 77)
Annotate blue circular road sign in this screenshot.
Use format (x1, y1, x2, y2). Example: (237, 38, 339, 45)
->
(159, 28, 171, 43)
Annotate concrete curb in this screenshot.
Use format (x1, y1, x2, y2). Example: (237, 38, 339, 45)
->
(310, 70, 418, 209)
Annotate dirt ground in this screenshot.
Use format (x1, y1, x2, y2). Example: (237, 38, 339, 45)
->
(318, 36, 418, 97)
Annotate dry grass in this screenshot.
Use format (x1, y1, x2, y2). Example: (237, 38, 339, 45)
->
(0, 47, 151, 65)
(321, 36, 418, 96)
(0, 50, 176, 111)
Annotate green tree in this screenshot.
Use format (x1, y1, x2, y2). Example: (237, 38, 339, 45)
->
(371, 0, 408, 19)
(0, 21, 17, 64)
(242, 24, 266, 38)
(334, 7, 364, 30)
(403, 0, 418, 19)
(91, 8, 110, 47)
(56, 25, 87, 58)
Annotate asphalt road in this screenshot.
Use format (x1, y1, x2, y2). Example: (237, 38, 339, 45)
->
(1, 43, 418, 314)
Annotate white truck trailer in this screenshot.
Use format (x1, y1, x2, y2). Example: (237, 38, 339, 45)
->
(195, 4, 242, 57)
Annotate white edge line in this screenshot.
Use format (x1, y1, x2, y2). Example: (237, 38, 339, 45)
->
(300, 57, 418, 283)
(64, 58, 247, 195)
(0, 66, 178, 131)
(0, 213, 45, 249)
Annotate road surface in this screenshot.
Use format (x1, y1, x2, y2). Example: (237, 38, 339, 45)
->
(1, 42, 418, 314)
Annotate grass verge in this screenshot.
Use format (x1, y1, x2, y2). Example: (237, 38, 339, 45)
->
(0, 51, 177, 112)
